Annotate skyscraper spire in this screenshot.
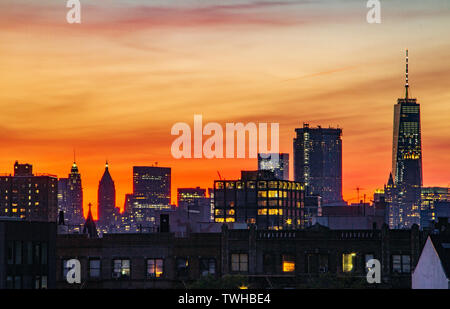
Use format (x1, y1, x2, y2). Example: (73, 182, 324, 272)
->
(405, 49, 409, 99)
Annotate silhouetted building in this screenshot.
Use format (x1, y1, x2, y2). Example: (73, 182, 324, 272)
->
(0, 162, 58, 222)
(293, 123, 344, 205)
(177, 187, 207, 209)
(303, 195, 322, 228)
(83, 203, 98, 238)
(0, 218, 56, 289)
(97, 161, 116, 229)
(313, 202, 387, 230)
(258, 153, 289, 180)
(420, 187, 450, 229)
(214, 170, 305, 229)
(131, 166, 171, 223)
(55, 223, 424, 289)
(387, 50, 423, 229)
(57, 161, 84, 231)
(413, 219, 450, 289)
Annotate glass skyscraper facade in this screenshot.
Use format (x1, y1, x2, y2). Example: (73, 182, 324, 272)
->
(214, 170, 305, 229)
(293, 123, 343, 205)
(131, 166, 171, 223)
(388, 50, 423, 229)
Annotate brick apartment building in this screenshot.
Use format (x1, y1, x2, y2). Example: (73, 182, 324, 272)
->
(56, 223, 425, 288)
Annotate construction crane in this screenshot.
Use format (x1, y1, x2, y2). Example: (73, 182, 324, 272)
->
(217, 171, 223, 180)
(354, 187, 366, 204)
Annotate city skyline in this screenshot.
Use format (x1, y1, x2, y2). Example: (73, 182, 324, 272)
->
(1, 0, 450, 219)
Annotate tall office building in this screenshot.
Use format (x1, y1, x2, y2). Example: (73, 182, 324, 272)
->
(131, 166, 171, 223)
(258, 153, 289, 180)
(177, 187, 211, 223)
(0, 161, 58, 222)
(293, 124, 343, 205)
(97, 161, 116, 228)
(420, 187, 450, 229)
(387, 50, 423, 229)
(214, 170, 305, 229)
(177, 187, 206, 209)
(57, 161, 83, 228)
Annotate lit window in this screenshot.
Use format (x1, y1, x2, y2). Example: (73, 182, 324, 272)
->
(176, 258, 189, 277)
(268, 190, 278, 198)
(112, 259, 130, 279)
(147, 259, 163, 278)
(282, 255, 295, 272)
(342, 253, 356, 272)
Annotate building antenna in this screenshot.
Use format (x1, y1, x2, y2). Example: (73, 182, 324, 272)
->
(405, 49, 409, 99)
(73, 148, 76, 163)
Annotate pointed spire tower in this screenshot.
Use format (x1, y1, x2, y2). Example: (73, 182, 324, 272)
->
(98, 160, 116, 228)
(388, 49, 423, 229)
(83, 203, 98, 238)
(405, 49, 409, 99)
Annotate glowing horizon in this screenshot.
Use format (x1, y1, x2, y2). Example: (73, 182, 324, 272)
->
(1, 0, 450, 220)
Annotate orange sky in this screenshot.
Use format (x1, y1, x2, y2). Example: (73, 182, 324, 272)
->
(1, 1, 450, 219)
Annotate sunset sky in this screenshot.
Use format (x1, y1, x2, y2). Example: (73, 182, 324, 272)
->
(1, 0, 450, 219)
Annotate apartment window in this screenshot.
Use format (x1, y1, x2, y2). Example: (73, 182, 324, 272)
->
(263, 254, 275, 274)
(342, 253, 357, 272)
(7, 241, 13, 264)
(147, 259, 164, 278)
(176, 258, 189, 277)
(34, 243, 41, 264)
(200, 258, 216, 276)
(14, 276, 22, 289)
(231, 253, 248, 272)
(112, 259, 130, 279)
(89, 259, 101, 278)
(35, 275, 47, 289)
(365, 254, 375, 272)
(41, 243, 48, 265)
(25, 242, 33, 264)
(307, 254, 329, 273)
(392, 255, 411, 273)
(282, 254, 295, 273)
(6, 276, 13, 289)
(41, 276, 48, 289)
(15, 241, 22, 264)
(62, 259, 71, 278)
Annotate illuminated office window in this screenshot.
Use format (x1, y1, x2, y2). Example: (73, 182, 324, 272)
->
(342, 253, 356, 272)
(282, 255, 295, 273)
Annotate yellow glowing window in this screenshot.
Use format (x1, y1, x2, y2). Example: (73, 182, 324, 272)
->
(258, 191, 267, 198)
(342, 253, 356, 272)
(268, 209, 281, 215)
(268, 181, 277, 189)
(282, 255, 295, 272)
(215, 218, 224, 223)
(147, 259, 163, 278)
(226, 218, 235, 222)
(12, 208, 17, 213)
(268, 191, 278, 198)
(258, 209, 267, 215)
(227, 209, 235, 215)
